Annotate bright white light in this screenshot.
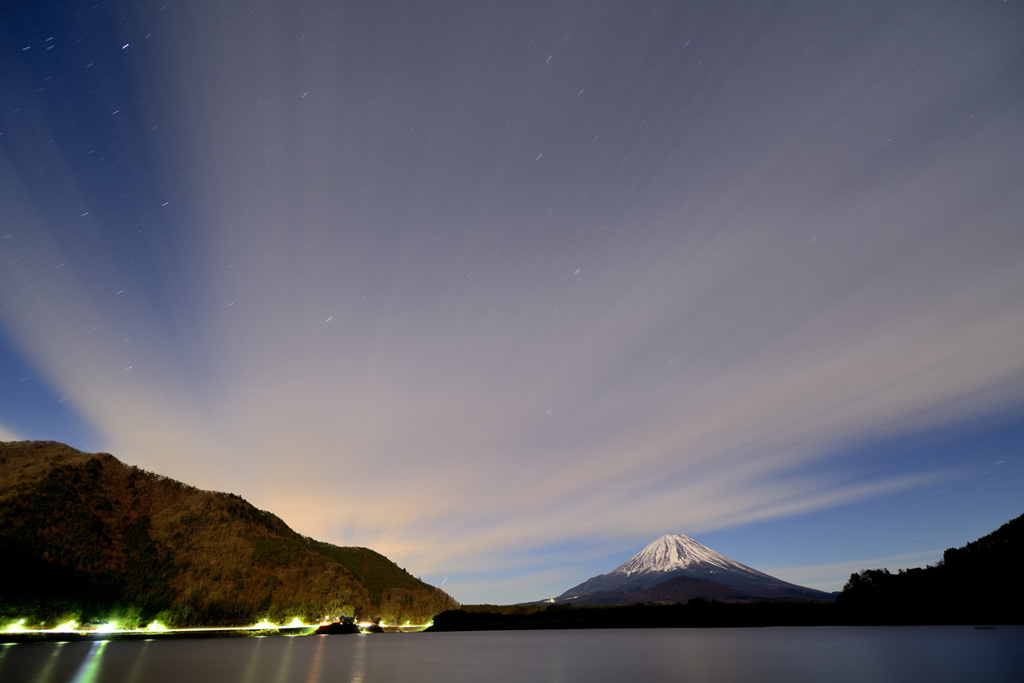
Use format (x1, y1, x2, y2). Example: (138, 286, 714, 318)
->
(54, 620, 78, 632)
(96, 622, 118, 633)
(399, 620, 433, 630)
(286, 618, 303, 627)
(145, 621, 167, 631)
(5, 619, 26, 632)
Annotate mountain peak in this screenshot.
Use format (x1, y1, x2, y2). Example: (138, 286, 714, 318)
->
(554, 531, 833, 603)
(612, 533, 738, 576)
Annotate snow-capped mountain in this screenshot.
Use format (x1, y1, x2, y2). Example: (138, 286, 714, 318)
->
(553, 533, 832, 603)
(614, 533, 749, 576)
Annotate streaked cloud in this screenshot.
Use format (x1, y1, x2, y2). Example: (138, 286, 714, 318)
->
(1, 1, 1021, 603)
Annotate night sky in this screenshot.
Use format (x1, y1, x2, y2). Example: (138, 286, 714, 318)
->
(2, 1, 1022, 604)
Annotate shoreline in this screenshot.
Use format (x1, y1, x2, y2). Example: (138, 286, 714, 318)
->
(0, 624, 317, 644)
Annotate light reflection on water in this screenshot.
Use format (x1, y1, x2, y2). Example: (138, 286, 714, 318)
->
(304, 635, 324, 683)
(348, 632, 365, 683)
(123, 641, 149, 683)
(0, 627, 1021, 683)
(272, 637, 294, 683)
(239, 637, 263, 683)
(68, 641, 107, 683)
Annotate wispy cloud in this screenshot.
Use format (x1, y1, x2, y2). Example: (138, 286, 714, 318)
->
(1, 1, 1022, 604)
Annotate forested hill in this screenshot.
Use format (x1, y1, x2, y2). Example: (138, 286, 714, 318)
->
(839, 513, 1023, 624)
(0, 441, 456, 627)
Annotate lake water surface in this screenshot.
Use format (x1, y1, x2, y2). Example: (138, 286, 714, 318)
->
(2, 626, 1021, 682)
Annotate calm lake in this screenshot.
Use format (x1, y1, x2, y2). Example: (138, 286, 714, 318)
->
(2, 626, 1021, 682)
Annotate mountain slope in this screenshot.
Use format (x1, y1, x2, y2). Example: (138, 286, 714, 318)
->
(556, 533, 831, 603)
(0, 441, 456, 626)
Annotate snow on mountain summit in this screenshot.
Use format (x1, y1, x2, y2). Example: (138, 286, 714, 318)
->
(612, 533, 750, 576)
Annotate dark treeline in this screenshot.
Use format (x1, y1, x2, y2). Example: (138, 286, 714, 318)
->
(428, 592, 1015, 632)
(429, 601, 843, 631)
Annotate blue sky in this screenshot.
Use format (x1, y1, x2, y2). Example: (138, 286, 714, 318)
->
(1, 0, 1022, 604)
